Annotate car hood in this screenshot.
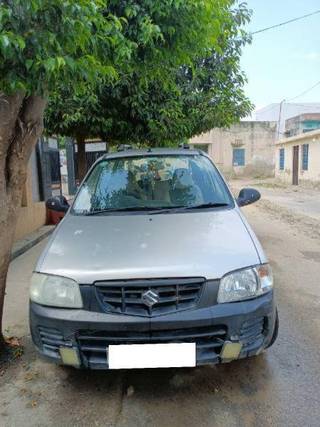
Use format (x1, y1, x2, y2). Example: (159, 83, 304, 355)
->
(37, 209, 262, 283)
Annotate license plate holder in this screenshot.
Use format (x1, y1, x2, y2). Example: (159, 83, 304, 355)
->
(108, 343, 196, 369)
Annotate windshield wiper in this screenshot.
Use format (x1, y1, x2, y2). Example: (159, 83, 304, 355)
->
(183, 202, 229, 210)
(83, 206, 165, 216)
(148, 202, 229, 215)
(82, 203, 229, 216)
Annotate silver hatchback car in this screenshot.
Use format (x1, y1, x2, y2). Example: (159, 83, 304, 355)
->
(30, 147, 278, 369)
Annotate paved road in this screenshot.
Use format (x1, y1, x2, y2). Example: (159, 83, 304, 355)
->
(1, 203, 320, 427)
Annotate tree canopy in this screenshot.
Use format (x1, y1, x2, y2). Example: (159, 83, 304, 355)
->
(0, 0, 135, 95)
(45, 0, 253, 145)
(0, 0, 133, 350)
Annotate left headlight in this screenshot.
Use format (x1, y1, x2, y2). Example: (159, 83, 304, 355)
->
(30, 273, 83, 308)
(217, 264, 273, 304)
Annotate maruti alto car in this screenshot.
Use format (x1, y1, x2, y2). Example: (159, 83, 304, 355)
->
(30, 147, 278, 369)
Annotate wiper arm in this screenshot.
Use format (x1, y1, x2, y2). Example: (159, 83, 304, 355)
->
(184, 202, 229, 210)
(148, 203, 229, 215)
(84, 206, 164, 216)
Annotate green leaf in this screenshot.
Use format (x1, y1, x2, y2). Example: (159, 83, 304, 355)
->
(26, 59, 33, 70)
(0, 34, 10, 50)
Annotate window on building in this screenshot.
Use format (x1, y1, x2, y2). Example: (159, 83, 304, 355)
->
(279, 148, 285, 170)
(234, 139, 243, 146)
(233, 148, 245, 166)
(196, 144, 209, 154)
(301, 144, 309, 171)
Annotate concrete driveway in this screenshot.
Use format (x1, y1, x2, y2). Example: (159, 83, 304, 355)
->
(1, 202, 320, 427)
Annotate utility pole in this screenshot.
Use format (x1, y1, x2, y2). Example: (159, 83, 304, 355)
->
(277, 99, 286, 140)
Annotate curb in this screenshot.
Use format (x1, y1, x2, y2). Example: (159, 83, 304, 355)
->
(11, 226, 54, 261)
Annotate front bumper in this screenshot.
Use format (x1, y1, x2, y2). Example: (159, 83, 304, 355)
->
(30, 291, 276, 369)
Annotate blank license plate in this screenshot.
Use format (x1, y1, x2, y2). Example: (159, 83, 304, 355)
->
(108, 343, 196, 369)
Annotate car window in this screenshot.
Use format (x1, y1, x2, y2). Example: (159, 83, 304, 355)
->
(72, 154, 233, 213)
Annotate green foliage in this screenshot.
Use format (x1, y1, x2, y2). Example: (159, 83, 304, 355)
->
(45, 1, 253, 144)
(0, 0, 132, 94)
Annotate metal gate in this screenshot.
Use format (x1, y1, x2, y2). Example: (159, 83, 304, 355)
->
(74, 150, 106, 180)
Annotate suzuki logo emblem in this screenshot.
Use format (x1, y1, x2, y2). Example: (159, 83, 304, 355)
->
(141, 290, 160, 307)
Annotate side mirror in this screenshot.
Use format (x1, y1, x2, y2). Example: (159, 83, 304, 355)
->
(237, 188, 261, 207)
(45, 195, 69, 213)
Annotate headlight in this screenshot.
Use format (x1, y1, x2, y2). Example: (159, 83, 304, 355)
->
(217, 264, 273, 303)
(30, 273, 83, 308)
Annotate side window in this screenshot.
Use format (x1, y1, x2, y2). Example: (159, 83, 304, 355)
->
(279, 148, 285, 170)
(301, 144, 309, 171)
(233, 148, 245, 166)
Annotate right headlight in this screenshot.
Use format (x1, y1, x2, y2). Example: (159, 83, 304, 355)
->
(30, 273, 83, 308)
(217, 264, 273, 304)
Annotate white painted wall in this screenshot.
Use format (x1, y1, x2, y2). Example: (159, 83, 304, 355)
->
(275, 131, 320, 184)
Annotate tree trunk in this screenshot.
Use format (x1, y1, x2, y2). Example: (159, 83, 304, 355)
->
(77, 136, 87, 182)
(0, 209, 18, 352)
(0, 93, 47, 350)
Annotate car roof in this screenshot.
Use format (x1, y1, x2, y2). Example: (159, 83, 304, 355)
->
(102, 147, 204, 160)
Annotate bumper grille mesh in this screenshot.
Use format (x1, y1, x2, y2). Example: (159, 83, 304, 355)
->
(77, 325, 227, 368)
(240, 316, 266, 348)
(38, 326, 72, 358)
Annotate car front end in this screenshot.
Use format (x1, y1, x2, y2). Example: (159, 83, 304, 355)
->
(30, 271, 276, 369)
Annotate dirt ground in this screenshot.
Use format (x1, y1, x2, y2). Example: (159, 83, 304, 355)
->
(230, 177, 320, 221)
(1, 199, 320, 427)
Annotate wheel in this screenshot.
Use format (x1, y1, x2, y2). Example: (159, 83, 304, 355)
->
(266, 309, 279, 349)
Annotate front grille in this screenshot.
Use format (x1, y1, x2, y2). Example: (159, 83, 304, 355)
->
(38, 326, 72, 358)
(94, 278, 205, 317)
(77, 325, 227, 368)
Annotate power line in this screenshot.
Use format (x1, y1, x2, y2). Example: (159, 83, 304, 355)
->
(255, 81, 320, 115)
(287, 80, 320, 101)
(252, 9, 320, 35)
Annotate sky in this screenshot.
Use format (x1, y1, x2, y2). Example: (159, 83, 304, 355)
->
(241, 0, 320, 110)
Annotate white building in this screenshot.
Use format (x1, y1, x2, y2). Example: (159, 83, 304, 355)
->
(275, 129, 320, 185)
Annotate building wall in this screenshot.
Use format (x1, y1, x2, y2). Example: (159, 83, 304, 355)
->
(14, 151, 46, 241)
(190, 121, 277, 177)
(285, 113, 320, 137)
(275, 131, 320, 185)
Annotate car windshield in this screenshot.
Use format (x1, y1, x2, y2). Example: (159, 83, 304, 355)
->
(72, 154, 233, 214)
